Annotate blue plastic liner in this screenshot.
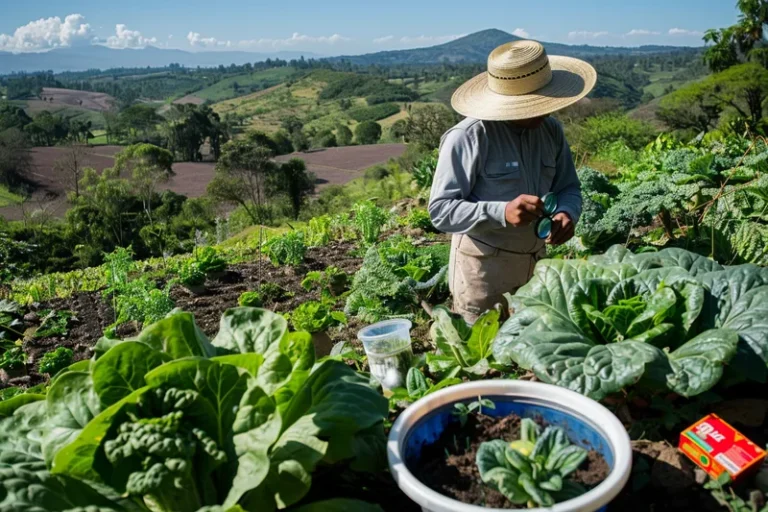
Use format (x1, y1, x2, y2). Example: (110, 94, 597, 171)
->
(403, 396, 614, 511)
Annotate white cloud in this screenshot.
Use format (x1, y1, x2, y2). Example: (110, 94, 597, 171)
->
(669, 28, 703, 37)
(238, 32, 351, 49)
(625, 29, 661, 36)
(373, 35, 395, 44)
(105, 24, 157, 49)
(568, 30, 610, 40)
(0, 14, 92, 52)
(511, 28, 530, 39)
(187, 31, 231, 48)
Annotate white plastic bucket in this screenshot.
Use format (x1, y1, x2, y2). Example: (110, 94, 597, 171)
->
(387, 380, 632, 512)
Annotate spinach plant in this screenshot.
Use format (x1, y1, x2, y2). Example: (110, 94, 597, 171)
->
(290, 300, 347, 333)
(427, 305, 500, 379)
(493, 246, 768, 400)
(388, 367, 461, 407)
(38, 347, 74, 376)
(476, 419, 589, 507)
(302, 266, 349, 299)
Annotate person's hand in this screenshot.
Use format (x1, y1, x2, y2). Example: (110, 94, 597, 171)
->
(505, 195, 544, 227)
(547, 212, 574, 245)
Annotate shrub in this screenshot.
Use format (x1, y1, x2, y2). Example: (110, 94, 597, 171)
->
(312, 129, 337, 148)
(237, 291, 263, 308)
(348, 103, 400, 123)
(364, 165, 390, 181)
(335, 124, 353, 146)
(355, 121, 382, 145)
(579, 114, 658, 153)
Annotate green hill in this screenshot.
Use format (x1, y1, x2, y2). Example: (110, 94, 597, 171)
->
(191, 67, 298, 103)
(328, 29, 698, 66)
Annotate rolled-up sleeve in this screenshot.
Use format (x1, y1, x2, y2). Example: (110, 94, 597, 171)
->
(551, 124, 582, 225)
(428, 128, 507, 234)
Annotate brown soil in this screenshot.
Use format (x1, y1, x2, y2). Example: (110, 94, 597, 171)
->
(414, 413, 609, 508)
(38, 87, 116, 111)
(1, 144, 404, 221)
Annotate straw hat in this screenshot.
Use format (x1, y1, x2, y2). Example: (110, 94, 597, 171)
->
(451, 40, 597, 121)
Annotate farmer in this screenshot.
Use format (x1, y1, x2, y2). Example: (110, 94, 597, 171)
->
(428, 40, 596, 322)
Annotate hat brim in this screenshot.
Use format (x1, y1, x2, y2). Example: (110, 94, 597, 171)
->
(450, 56, 597, 121)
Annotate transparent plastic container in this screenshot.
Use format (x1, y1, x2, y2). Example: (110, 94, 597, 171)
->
(357, 319, 413, 390)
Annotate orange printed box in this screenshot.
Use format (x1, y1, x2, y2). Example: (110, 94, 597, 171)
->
(679, 413, 766, 482)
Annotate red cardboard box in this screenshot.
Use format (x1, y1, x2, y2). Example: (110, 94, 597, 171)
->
(679, 413, 766, 482)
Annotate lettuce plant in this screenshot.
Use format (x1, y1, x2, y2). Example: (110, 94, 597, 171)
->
(290, 300, 347, 333)
(494, 246, 768, 399)
(426, 305, 500, 379)
(476, 419, 588, 507)
(0, 307, 388, 512)
(388, 367, 461, 407)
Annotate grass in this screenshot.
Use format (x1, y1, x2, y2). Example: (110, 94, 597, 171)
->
(87, 130, 109, 145)
(193, 67, 298, 103)
(0, 185, 23, 208)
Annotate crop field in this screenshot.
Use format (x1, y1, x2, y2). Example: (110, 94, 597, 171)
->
(190, 66, 297, 103)
(0, 143, 405, 221)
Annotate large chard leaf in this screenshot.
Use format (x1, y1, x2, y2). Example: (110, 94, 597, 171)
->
(212, 308, 288, 355)
(41, 372, 102, 466)
(0, 401, 48, 471)
(229, 361, 387, 511)
(92, 342, 168, 407)
(133, 311, 216, 359)
(665, 329, 738, 396)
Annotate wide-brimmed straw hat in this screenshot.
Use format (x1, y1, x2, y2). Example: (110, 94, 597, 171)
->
(451, 40, 597, 121)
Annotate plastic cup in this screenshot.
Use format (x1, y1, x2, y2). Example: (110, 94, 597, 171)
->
(357, 319, 413, 390)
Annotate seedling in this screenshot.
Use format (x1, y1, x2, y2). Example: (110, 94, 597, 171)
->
(452, 396, 496, 427)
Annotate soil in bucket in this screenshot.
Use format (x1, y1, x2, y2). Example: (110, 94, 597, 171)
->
(413, 413, 610, 509)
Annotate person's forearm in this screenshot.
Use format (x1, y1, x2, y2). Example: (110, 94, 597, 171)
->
(555, 183, 582, 224)
(428, 198, 507, 233)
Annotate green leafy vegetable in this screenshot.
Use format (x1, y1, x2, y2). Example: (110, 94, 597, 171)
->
(39, 347, 74, 376)
(476, 419, 588, 507)
(290, 301, 347, 333)
(427, 305, 500, 379)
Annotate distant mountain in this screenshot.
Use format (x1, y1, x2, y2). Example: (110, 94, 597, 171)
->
(328, 29, 699, 66)
(0, 45, 321, 74)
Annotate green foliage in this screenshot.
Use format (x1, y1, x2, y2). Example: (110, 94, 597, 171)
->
(258, 283, 286, 303)
(704, 473, 768, 512)
(0, 299, 24, 342)
(401, 208, 435, 231)
(427, 306, 501, 379)
(404, 105, 457, 150)
(38, 347, 74, 376)
(301, 266, 349, 299)
(452, 397, 496, 427)
(289, 301, 347, 333)
(352, 200, 390, 245)
(237, 291, 263, 308)
(578, 114, 658, 154)
(354, 121, 382, 145)
(194, 246, 227, 274)
(262, 230, 306, 266)
(178, 258, 206, 287)
(388, 367, 462, 407)
(411, 150, 438, 190)
(493, 246, 768, 400)
(0, 345, 25, 371)
(306, 214, 332, 246)
(476, 420, 589, 507)
(34, 310, 75, 338)
(335, 124, 353, 146)
(347, 103, 400, 123)
(318, 74, 417, 104)
(345, 238, 449, 322)
(0, 308, 388, 511)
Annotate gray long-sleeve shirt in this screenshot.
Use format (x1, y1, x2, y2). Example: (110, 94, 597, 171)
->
(428, 117, 582, 254)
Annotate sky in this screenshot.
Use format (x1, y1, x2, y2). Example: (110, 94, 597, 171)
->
(0, 0, 740, 55)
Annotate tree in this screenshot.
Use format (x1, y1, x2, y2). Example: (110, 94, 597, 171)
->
(335, 124, 353, 146)
(0, 128, 32, 188)
(704, 62, 768, 129)
(207, 139, 277, 224)
(704, 0, 768, 72)
(55, 144, 89, 199)
(114, 143, 175, 222)
(656, 82, 723, 133)
(312, 129, 337, 148)
(355, 121, 382, 145)
(275, 158, 315, 219)
(389, 119, 407, 140)
(271, 130, 294, 155)
(291, 130, 310, 152)
(0, 103, 32, 132)
(404, 105, 455, 150)
(281, 116, 304, 135)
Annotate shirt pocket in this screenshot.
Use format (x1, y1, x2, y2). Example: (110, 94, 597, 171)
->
(539, 155, 557, 195)
(477, 159, 523, 201)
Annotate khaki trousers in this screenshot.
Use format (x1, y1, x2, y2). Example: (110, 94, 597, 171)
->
(449, 234, 543, 323)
